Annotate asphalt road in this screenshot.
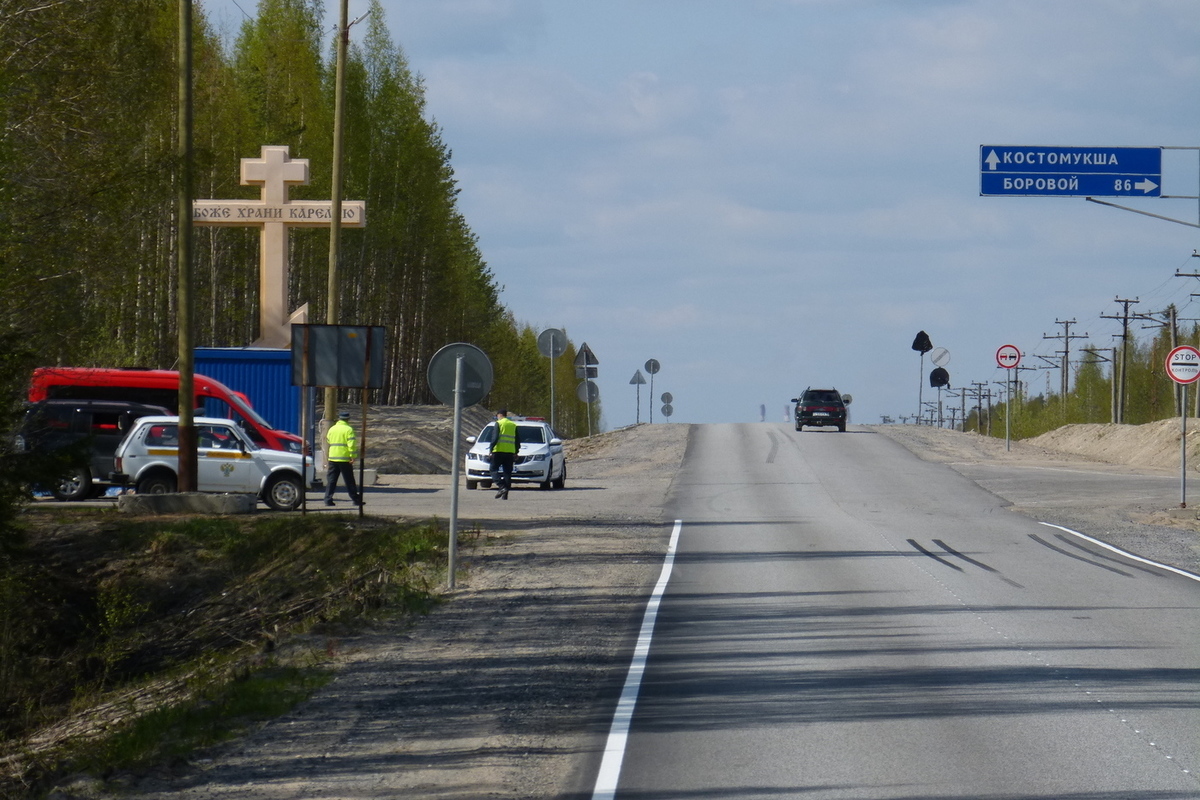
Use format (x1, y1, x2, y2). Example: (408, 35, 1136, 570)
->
(607, 423, 1200, 799)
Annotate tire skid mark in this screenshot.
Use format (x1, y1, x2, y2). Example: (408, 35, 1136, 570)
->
(1028, 533, 1133, 577)
(907, 538, 1025, 588)
(1051, 533, 1167, 577)
(933, 539, 1025, 588)
(906, 538, 964, 571)
(765, 430, 780, 464)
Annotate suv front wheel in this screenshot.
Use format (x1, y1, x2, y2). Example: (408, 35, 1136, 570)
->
(264, 472, 303, 511)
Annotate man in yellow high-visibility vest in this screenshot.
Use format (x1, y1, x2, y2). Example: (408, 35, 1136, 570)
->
(324, 410, 362, 506)
(489, 408, 519, 500)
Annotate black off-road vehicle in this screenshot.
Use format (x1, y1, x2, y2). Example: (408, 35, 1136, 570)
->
(16, 399, 170, 500)
(791, 388, 848, 432)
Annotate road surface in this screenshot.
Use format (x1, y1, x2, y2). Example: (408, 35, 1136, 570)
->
(603, 423, 1200, 798)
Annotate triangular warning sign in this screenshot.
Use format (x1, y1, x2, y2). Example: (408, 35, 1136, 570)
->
(574, 342, 599, 367)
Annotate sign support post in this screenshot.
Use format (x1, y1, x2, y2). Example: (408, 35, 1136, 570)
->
(537, 328, 567, 431)
(448, 354, 463, 589)
(1165, 345, 1200, 508)
(427, 342, 494, 591)
(644, 359, 661, 424)
(996, 344, 1022, 452)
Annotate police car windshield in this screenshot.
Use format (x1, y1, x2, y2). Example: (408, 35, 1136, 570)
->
(516, 426, 546, 444)
(478, 422, 547, 445)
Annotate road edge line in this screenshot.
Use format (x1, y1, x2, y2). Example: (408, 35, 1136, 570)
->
(591, 518, 683, 800)
(1037, 521, 1200, 583)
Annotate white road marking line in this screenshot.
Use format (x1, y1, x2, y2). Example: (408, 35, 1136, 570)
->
(1038, 522, 1200, 583)
(591, 518, 683, 800)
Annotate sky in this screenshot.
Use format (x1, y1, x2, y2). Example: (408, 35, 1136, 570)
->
(202, 0, 1200, 430)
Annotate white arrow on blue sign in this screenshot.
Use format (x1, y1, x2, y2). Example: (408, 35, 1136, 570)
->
(980, 145, 1161, 197)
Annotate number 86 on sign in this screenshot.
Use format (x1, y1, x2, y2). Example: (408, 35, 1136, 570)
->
(1166, 345, 1200, 385)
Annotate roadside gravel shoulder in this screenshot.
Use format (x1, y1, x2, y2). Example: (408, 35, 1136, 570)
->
(123, 422, 693, 800)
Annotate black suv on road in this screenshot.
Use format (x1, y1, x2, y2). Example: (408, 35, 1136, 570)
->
(792, 388, 848, 432)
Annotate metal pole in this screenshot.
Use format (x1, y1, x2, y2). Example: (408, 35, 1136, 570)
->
(1181, 383, 1188, 509)
(549, 331, 556, 431)
(1006, 371, 1012, 452)
(649, 371, 655, 424)
(917, 352, 925, 425)
(448, 355, 464, 590)
(300, 328, 310, 514)
(358, 327, 372, 518)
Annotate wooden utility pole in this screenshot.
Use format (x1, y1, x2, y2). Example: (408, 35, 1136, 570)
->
(1137, 306, 1181, 416)
(1081, 346, 1117, 423)
(177, 0, 197, 491)
(1042, 318, 1087, 412)
(1101, 297, 1140, 424)
(323, 0, 351, 430)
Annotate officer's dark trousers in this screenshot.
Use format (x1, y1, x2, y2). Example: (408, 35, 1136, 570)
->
(325, 460, 360, 503)
(490, 452, 515, 491)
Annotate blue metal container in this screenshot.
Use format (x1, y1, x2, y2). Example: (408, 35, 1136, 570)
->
(194, 348, 300, 436)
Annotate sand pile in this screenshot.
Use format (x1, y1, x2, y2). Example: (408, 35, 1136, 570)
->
(1031, 418, 1200, 471)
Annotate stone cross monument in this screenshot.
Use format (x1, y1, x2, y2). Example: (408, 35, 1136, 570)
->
(193, 145, 366, 348)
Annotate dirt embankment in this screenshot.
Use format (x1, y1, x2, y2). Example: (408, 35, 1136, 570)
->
(877, 418, 1200, 473)
(360, 404, 494, 474)
(1029, 418, 1200, 471)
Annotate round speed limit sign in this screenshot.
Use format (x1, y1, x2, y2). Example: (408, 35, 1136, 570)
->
(1166, 345, 1200, 385)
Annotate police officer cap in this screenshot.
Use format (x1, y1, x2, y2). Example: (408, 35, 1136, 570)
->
(338, 410, 350, 419)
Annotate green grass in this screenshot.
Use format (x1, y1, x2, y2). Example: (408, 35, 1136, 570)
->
(0, 509, 461, 796)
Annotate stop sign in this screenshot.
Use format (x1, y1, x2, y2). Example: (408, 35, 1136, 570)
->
(1166, 345, 1200, 385)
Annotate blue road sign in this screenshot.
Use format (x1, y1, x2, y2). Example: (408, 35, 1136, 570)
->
(980, 145, 1161, 197)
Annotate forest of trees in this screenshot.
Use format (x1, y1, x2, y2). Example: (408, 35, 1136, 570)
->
(0, 0, 597, 437)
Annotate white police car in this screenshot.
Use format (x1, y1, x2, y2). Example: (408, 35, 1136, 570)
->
(464, 417, 566, 491)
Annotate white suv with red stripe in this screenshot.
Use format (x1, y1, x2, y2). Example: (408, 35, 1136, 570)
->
(111, 416, 313, 511)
